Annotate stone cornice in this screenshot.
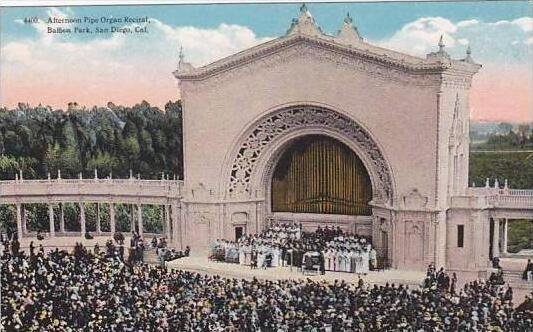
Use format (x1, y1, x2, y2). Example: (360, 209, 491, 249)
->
(174, 32, 481, 82)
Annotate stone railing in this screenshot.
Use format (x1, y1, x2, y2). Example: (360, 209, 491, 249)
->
(453, 187, 533, 210)
(0, 178, 183, 204)
(487, 194, 533, 209)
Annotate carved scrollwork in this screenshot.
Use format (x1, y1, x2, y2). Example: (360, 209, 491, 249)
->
(379, 219, 391, 232)
(227, 105, 394, 203)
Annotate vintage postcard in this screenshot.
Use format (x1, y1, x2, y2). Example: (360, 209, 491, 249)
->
(0, 0, 532, 330)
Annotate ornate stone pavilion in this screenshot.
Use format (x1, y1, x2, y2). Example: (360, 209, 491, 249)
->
(173, 5, 532, 276)
(2, 6, 531, 277)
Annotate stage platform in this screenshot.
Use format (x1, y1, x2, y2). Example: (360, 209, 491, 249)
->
(167, 256, 426, 287)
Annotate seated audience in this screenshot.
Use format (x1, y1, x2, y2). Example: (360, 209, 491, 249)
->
(1, 242, 531, 331)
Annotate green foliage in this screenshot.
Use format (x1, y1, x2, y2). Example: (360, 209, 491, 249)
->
(0, 206, 15, 232)
(115, 204, 133, 233)
(469, 152, 533, 189)
(0, 100, 183, 180)
(507, 220, 533, 253)
(24, 204, 49, 232)
(473, 123, 533, 151)
(143, 205, 164, 234)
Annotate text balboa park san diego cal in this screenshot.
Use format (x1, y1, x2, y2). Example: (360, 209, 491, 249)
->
(47, 16, 150, 34)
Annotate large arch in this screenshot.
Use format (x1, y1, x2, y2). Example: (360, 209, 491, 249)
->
(224, 105, 395, 207)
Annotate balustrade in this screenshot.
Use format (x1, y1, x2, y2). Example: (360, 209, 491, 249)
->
(0, 178, 183, 243)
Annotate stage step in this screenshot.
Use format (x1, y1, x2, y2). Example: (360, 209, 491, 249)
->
(143, 249, 160, 265)
(502, 270, 533, 290)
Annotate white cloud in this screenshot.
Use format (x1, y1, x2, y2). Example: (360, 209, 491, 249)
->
(3, 42, 32, 65)
(151, 19, 272, 67)
(2, 8, 272, 76)
(377, 17, 459, 56)
(375, 16, 532, 64)
(457, 19, 479, 28)
(1, 7, 273, 108)
(512, 17, 533, 32)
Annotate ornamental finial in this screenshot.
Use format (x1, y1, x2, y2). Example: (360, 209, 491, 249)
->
(336, 11, 362, 43)
(178, 45, 184, 66)
(344, 12, 353, 24)
(462, 43, 475, 63)
(438, 35, 445, 52)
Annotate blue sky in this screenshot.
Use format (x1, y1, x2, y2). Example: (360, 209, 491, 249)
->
(1, 2, 531, 121)
(2, 2, 530, 41)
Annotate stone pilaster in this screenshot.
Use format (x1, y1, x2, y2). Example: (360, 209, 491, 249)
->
(171, 201, 181, 249)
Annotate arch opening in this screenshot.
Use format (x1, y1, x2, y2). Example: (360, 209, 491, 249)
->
(271, 135, 372, 216)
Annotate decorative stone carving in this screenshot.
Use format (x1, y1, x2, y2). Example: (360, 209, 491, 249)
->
(449, 94, 465, 148)
(405, 220, 424, 234)
(181, 42, 447, 93)
(191, 183, 214, 200)
(286, 4, 322, 37)
(336, 13, 363, 45)
(231, 212, 249, 225)
(379, 218, 391, 232)
(227, 105, 394, 203)
(403, 189, 428, 209)
(192, 211, 212, 225)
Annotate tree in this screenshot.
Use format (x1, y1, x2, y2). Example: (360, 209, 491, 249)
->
(498, 122, 513, 135)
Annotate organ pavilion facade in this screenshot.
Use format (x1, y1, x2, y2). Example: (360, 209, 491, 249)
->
(173, 6, 530, 277)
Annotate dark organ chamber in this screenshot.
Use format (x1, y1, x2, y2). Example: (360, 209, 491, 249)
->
(271, 135, 372, 215)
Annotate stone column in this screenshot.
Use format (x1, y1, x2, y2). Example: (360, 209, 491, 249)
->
(16, 203, 22, 239)
(21, 205, 27, 235)
(137, 204, 143, 237)
(80, 202, 86, 235)
(110, 203, 116, 234)
(164, 204, 170, 240)
(96, 203, 101, 234)
(160, 205, 165, 235)
(130, 205, 135, 233)
(59, 203, 65, 233)
(492, 218, 500, 258)
(502, 219, 508, 254)
(48, 204, 55, 237)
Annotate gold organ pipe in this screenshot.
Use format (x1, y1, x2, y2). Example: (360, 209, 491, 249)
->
(271, 136, 372, 216)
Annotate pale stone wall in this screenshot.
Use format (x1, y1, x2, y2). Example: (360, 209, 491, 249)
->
(175, 9, 485, 268)
(181, 47, 441, 206)
(446, 208, 491, 273)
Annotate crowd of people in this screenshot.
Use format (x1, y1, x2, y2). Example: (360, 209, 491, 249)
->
(2, 238, 532, 331)
(210, 224, 377, 274)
